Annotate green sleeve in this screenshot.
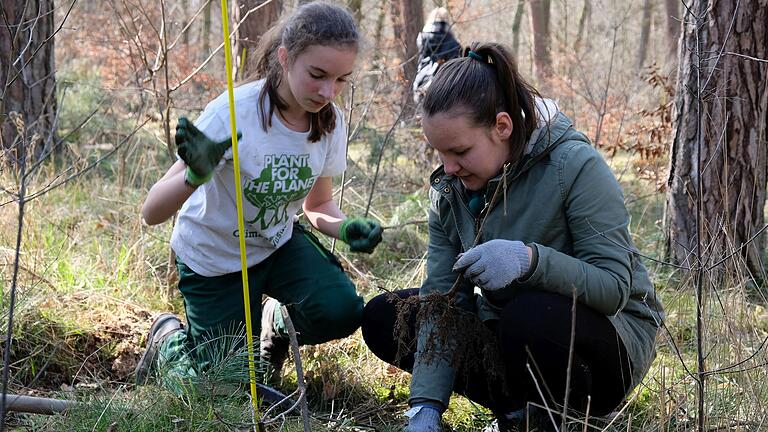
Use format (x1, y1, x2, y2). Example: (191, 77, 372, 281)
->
(517, 143, 632, 315)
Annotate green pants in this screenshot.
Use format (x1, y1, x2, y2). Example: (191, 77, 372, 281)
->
(157, 223, 363, 391)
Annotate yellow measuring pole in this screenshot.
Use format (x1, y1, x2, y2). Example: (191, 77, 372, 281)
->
(219, 0, 261, 418)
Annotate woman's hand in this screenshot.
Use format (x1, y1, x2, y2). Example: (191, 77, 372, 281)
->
(452, 239, 531, 291)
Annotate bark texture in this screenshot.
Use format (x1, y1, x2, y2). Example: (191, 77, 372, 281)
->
(665, 0, 768, 277)
(0, 0, 57, 163)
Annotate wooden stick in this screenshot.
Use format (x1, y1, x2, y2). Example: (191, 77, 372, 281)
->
(280, 305, 311, 432)
(3, 394, 76, 415)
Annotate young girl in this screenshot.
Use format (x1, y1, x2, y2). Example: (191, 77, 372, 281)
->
(362, 42, 663, 431)
(136, 1, 382, 389)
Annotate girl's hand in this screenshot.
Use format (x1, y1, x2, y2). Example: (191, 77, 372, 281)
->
(452, 239, 530, 291)
(339, 217, 383, 253)
(175, 117, 240, 186)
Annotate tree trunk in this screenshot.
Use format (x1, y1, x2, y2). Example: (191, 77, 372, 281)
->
(389, 0, 423, 113)
(371, 0, 388, 66)
(574, 0, 591, 54)
(637, 0, 653, 69)
(0, 0, 57, 165)
(202, 0, 212, 59)
(232, 0, 283, 79)
(665, 0, 768, 278)
(347, 0, 362, 25)
(664, 0, 681, 70)
(182, 0, 190, 45)
(511, 0, 526, 56)
(529, 0, 552, 83)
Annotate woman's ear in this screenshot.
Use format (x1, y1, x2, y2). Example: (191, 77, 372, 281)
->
(277, 46, 289, 72)
(495, 112, 513, 140)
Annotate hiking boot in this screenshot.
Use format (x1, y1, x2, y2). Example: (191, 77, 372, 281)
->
(135, 312, 184, 385)
(260, 298, 289, 385)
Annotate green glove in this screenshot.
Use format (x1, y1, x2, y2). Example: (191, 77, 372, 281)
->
(339, 217, 383, 253)
(175, 117, 240, 186)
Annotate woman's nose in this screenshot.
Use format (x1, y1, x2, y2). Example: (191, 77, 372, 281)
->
(442, 155, 460, 175)
(319, 80, 335, 100)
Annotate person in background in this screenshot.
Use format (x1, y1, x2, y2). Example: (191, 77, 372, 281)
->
(363, 42, 663, 431)
(412, 7, 461, 104)
(136, 1, 382, 392)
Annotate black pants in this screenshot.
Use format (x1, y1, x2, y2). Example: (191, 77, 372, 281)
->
(362, 289, 633, 416)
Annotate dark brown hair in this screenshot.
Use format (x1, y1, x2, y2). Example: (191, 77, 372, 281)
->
(253, 1, 359, 142)
(421, 41, 541, 164)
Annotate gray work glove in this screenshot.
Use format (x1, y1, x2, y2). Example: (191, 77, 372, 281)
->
(404, 404, 442, 432)
(452, 239, 530, 291)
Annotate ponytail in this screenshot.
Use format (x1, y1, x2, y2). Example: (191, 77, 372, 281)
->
(422, 41, 541, 164)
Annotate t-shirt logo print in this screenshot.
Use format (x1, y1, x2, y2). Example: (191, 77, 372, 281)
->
(243, 154, 317, 230)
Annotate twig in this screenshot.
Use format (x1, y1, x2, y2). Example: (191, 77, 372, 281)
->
(526, 363, 560, 432)
(381, 219, 427, 230)
(585, 219, 690, 270)
(3, 0, 76, 90)
(598, 381, 642, 431)
(91, 385, 124, 432)
(691, 3, 712, 428)
(364, 106, 406, 217)
(583, 396, 591, 432)
(561, 286, 578, 430)
(171, 1, 275, 91)
(0, 118, 150, 207)
(280, 305, 311, 432)
(332, 81, 356, 254)
(260, 388, 301, 421)
(706, 224, 768, 271)
(723, 51, 768, 63)
(1, 116, 29, 432)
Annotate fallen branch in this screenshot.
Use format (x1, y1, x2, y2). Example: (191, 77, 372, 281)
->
(2, 394, 76, 415)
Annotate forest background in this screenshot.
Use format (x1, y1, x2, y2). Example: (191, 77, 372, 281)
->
(1, 0, 767, 430)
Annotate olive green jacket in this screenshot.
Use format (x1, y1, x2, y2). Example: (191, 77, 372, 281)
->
(409, 110, 664, 409)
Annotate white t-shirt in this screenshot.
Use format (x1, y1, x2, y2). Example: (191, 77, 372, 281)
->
(171, 80, 347, 277)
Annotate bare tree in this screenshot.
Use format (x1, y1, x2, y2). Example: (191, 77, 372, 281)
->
(511, 0, 526, 56)
(232, 0, 283, 79)
(529, 0, 552, 83)
(637, 0, 653, 69)
(665, 0, 768, 278)
(202, 0, 213, 59)
(664, 0, 681, 69)
(388, 0, 423, 111)
(574, 0, 591, 54)
(347, 0, 362, 25)
(0, 0, 57, 163)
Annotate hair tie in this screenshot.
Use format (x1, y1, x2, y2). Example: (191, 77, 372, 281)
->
(467, 50, 484, 62)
